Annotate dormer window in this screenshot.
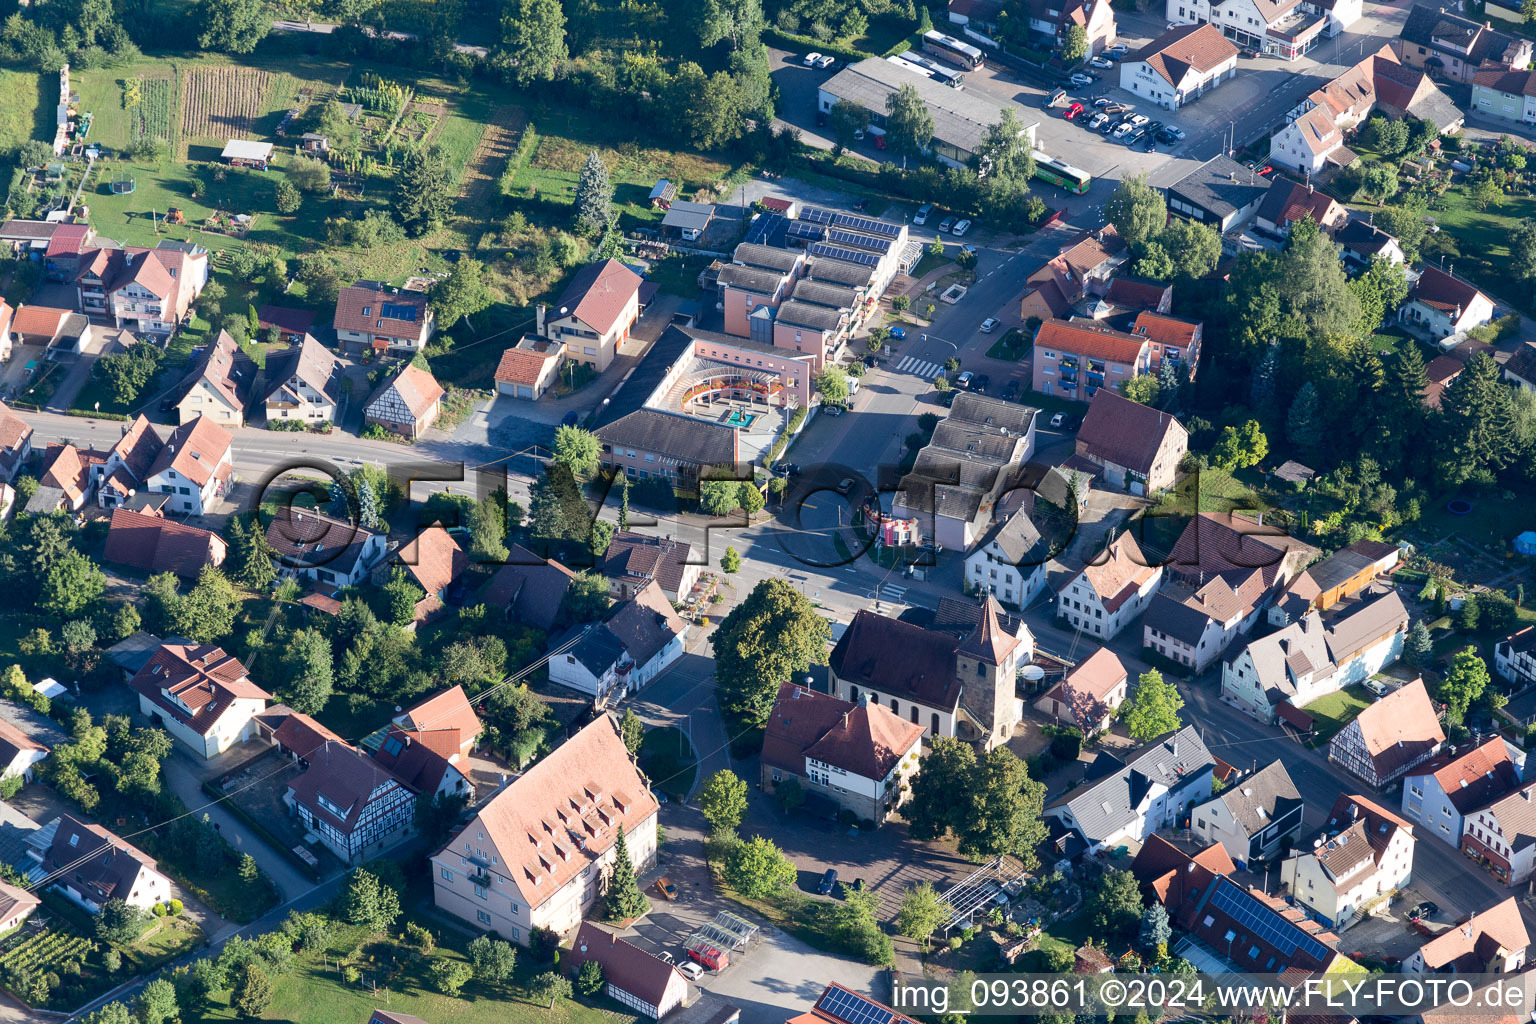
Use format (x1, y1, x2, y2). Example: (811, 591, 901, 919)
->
(362, 306, 371, 316)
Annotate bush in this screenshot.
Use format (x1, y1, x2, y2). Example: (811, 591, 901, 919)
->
(576, 958, 604, 996)
(430, 958, 473, 996)
(168, 899, 182, 916)
(529, 925, 561, 964)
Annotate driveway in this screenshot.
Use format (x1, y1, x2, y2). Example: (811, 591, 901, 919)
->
(625, 651, 727, 801)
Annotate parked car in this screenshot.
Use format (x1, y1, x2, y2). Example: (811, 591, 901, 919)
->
(961, 243, 978, 255)
(561, 410, 580, 427)
(889, 326, 906, 340)
(1093, 97, 1115, 107)
(1409, 901, 1439, 920)
(1105, 43, 1128, 55)
(1088, 112, 1109, 129)
(1063, 102, 1084, 120)
(1112, 121, 1134, 139)
(1050, 412, 1065, 428)
(874, 133, 886, 150)
(680, 962, 704, 981)
(1126, 126, 1147, 143)
(1155, 128, 1179, 144)
(1069, 72, 1093, 87)
(1257, 164, 1275, 177)
(913, 203, 934, 225)
(818, 869, 839, 895)
(1098, 117, 1118, 134)
(957, 370, 974, 389)
(816, 54, 835, 68)
(1001, 380, 1018, 400)
(1129, 113, 1150, 127)
(1145, 120, 1164, 135)
(1047, 88, 1068, 106)
(972, 373, 990, 393)
(803, 52, 823, 66)
(853, 128, 865, 140)
(1162, 125, 1185, 139)
(655, 877, 679, 900)
(658, 952, 676, 965)
(688, 946, 730, 971)
(980, 317, 1000, 333)
(853, 197, 869, 210)
(938, 216, 957, 232)
(1143, 137, 1156, 152)
(1089, 56, 1113, 69)
(836, 478, 855, 494)
(825, 404, 844, 417)
(783, 463, 802, 478)
(952, 219, 972, 236)
(864, 354, 879, 368)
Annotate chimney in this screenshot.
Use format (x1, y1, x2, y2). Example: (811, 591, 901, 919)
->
(536, 303, 548, 337)
(842, 711, 850, 730)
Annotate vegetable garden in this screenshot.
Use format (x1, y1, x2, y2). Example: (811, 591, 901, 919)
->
(180, 66, 271, 139)
(122, 75, 175, 145)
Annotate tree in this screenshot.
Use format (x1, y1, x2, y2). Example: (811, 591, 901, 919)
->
(274, 179, 302, 214)
(884, 83, 934, 167)
(1088, 868, 1143, 935)
(431, 958, 474, 996)
(1286, 381, 1325, 453)
(662, 63, 743, 149)
(83, 1004, 133, 1024)
(1358, 163, 1399, 205)
(576, 959, 605, 996)
(1472, 173, 1504, 212)
(1138, 902, 1172, 952)
(574, 151, 614, 234)
(430, 258, 492, 329)
(722, 835, 797, 897)
(721, 545, 742, 573)
(1061, 23, 1088, 62)
(381, 567, 424, 627)
(1210, 419, 1268, 471)
(172, 565, 240, 643)
(896, 881, 951, 949)
(97, 898, 149, 943)
(713, 579, 831, 726)
(556, 570, 611, 626)
(974, 108, 1035, 184)
(1106, 175, 1166, 249)
(394, 145, 454, 237)
(1123, 670, 1184, 741)
(699, 468, 746, 516)
(905, 739, 1047, 865)
(41, 549, 104, 617)
(233, 962, 273, 1019)
(341, 868, 401, 933)
(692, 0, 764, 50)
(1512, 219, 1536, 281)
(199, 0, 270, 52)
(1121, 375, 1160, 406)
(1441, 648, 1490, 723)
(529, 462, 593, 555)
(699, 769, 748, 836)
(1404, 618, 1433, 668)
(1375, 203, 1429, 263)
(239, 852, 260, 885)
(827, 98, 868, 154)
(815, 366, 849, 405)
(1438, 352, 1518, 485)
(603, 825, 650, 921)
(1352, 255, 1410, 337)
(552, 425, 601, 476)
(279, 627, 333, 714)
(498, 0, 568, 85)
(1159, 217, 1222, 280)
(136, 978, 179, 1024)
(467, 935, 517, 983)
(532, 970, 573, 1009)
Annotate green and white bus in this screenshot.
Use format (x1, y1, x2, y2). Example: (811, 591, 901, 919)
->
(1032, 151, 1091, 195)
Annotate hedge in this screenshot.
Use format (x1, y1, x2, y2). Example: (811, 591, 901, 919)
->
(762, 28, 876, 63)
(65, 409, 129, 421)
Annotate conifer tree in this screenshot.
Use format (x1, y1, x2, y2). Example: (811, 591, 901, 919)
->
(603, 826, 650, 921)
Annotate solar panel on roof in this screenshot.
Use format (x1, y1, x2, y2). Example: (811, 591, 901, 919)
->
(825, 228, 891, 253)
(745, 213, 784, 246)
(1209, 882, 1330, 963)
(816, 987, 895, 1024)
(380, 303, 418, 321)
(799, 206, 835, 225)
(789, 221, 825, 239)
(808, 242, 880, 267)
(832, 213, 901, 237)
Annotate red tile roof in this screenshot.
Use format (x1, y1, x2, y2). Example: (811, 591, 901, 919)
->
(1131, 311, 1200, 348)
(1258, 178, 1345, 231)
(44, 223, 91, 258)
(334, 282, 431, 342)
(495, 339, 561, 385)
(256, 304, 318, 336)
(10, 305, 71, 339)
(130, 643, 270, 738)
(1411, 265, 1488, 314)
(268, 708, 345, 759)
(0, 717, 46, 769)
(1036, 319, 1149, 365)
(287, 740, 414, 833)
(146, 415, 233, 488)
(1348, 677, 1445, 774)
(397, 684, 482, 756)
(104, 508, 227, 577)
(369, 363, 445, 423)
(1076, 388, 1187, 477)
(1416, 897, 1529, 971)
(556, 259, 644, 336)
(0, 401, 32, 454)
(1106, 277, 1171, 311)
(371, 724, 460, 795)
(1080, 533, 1160, 612)
(40, 443, 103, 507)
(395, 526, 467, 598)
(1474, 61, 1536, 96)
(170, 330, 254, 416)
(567, 922, 686, 1009)
(479, 545, 578, 631)
(1132, 23, 1238, 87)
(763, 683, 923, 781)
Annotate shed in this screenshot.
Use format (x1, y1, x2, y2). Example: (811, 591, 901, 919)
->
(648, 179, 678, 210)
(661, 200, 715, 241)
(1517, 532, 1536, 556)
(220, 140, 273, 169)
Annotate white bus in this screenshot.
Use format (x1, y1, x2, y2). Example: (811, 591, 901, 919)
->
(921, 30, 984, 69)
(899, 50, 964, 88)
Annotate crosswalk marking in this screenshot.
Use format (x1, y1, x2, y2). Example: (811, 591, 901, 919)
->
(895, 356, 943, 379)
(881, 584, 907, 601)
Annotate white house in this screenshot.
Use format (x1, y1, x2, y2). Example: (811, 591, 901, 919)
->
(29, 814, 172, 913)
(1399, 266, 1496, 340)
(285, 740, 417, 865)
(1119, 25, 1239, 110)
(1191, 760, 1305, 868)
(1461, 781, 1536, 885)
(1403, 898, 1529, 974)
(260, 333, 343, 425)
(1057, 533, 1162, 641)
(1279, 793, 1415, 930)
(1496, 627, 1536, 689)
(144, 415, 234, 515)
(263, 507, 387, 588)
(1033, 647, 1128, 735)
(130, 643, 270, 758)
(1401, 737, 1522, 848)
(965, 501, 1053, 610)
(1329, 678, 1444, 788)
(547, 581, 689, 706)
(0, 718, 48, 783)
(1143, 569, 1271, 674)
(567, 923, 689, 1019)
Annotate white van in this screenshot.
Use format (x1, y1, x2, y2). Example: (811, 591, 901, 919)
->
(913, 203, 934, 225)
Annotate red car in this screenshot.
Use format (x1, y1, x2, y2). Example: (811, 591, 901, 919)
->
(1063, 102, 1084, 120)
(688, 946, 730, 971)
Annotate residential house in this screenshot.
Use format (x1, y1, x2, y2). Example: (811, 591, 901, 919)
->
(395, 525, 468, 604)
(165, 330, 255, 427)
(1329, 677, 1445, 787)
(1497, 626, 1536, 688)
(370, 724, 474, 803)
(1033, 647, 1129, 735)
(43, 223, 94, 281)
(1402, 737, 1523, 847)
(364, 362, 445, 439)
(256, 304, 317, 343)
(144, 415, 234, 515)
(334, 282, 435, 354)
(1167, 0, 1331, 60)
(1473, 63, 1536, 125)
(1103, 277, 1173, 315)
(1166, 511, 1319, 591)
(894, 395, 1038, 551)
(964, 498, 1057, 609)
(130, 642, 270, 758)
(0, 880, 37, 934)
(1272, 539, 1401, 620)
(1058, 532, 1162, 640)
(1220, 589, 1409, 723)
(103, 508, 227, 578)
(0, 402, 33, 483)
(260, 333, 344, 425)
(394, 686, 483, 760)
(478, 545, 578, 632)
(74, 246, 208, 335)
(829, 598, 1030, 748)
(540, 259, 644, 373)
(1396, 4, 1532, 83)
(32, 814, 171, 913)
(494, 336, 564, 400)
(1503, 343, 1536, 392)
(1338, 219, 1407, 267)
(264, 506, 386, 588)
(1031, 318, 1151, 401)
(1044, 725, 1215, 854)
(1074, 388, 1189, 494)
(1119, 25, 1239, 110)
(34, 442, 105, 512)
(717, 246, 802, 339)
(548, 581, 689, 705)
(1144, 569, 1273, 674)
(1019, 228, 1127, 322)
(0, 718, 48, 783)
(1404, 897, 1529, 974)
(1281, 794, 1415, 930)
(9, 304, 75, 347)
(95, 415, 164, 508)
(1164, 156, 1273, 233)
(760, 682, 924, 824)
(285, 739, 416, 865)
(567, 923, 690, 1019)
(771, 299, 847, 367)
(1400, 266, 1496, 340)
(818, 59, 1040, 169)
(1022, 0, 1118, 55)
(429, 716, 660, 944)
(599, 531, 700, 603)
(1462, 780, 1536, 884)
(1130, 310, 1203, 378)
(1256, 177, 1348, 237)
(1191, 760, 1304, 867)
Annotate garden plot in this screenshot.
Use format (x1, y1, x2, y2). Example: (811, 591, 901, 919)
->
(180, 66, 271, 139)
(123, 75, 175, 145)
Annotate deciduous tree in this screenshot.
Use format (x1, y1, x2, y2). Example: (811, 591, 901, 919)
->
(699, 769, 748, 836)
(467, 934, 517, 983)
(1123, 670, 1184, 741)
(498, 0, 568, 85)
(199, 0, 270, 53)
(713, 579, 830, 726)
(1088, 869, 1143, 935)
(1440, 647, 1489, 723)
(884, 83, 933, 168)
(1106, 175, 1166, 249)
(1060, 23, 1088, 62)
(431, 258, 492, 329)
(896, 881, 951, 949)
(341, 868, 401, 933)
(232, 962, 273, 1018)
(279, 627, 333, 714)
(827, 98, 868, 154)
(722, 835, 797, 897)
(906, 738, 1047, 865)
(552, 425, 601, 476)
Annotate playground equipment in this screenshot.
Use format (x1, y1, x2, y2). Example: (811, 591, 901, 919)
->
(109, 172, 135, 194)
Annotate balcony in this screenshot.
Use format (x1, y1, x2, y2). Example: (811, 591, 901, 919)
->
(1059, 356, 1079, 370)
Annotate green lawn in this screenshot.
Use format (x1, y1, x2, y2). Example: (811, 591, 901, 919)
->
(986, 327, 1033, 361)
(638, 726, 697, 802)
(1152, 466, 1271, 518)
(1301, 685, 1373, 744)
(0, 69, 44, 154)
